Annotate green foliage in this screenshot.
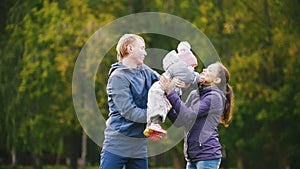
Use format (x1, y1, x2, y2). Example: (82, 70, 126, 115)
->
(1, 0, 300, 168)
(217, 1, 300, 168)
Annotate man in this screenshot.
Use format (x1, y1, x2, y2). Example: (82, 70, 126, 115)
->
(100, 34, 159, 169)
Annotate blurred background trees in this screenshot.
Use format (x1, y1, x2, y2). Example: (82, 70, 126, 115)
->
(1, 0, 299, 169)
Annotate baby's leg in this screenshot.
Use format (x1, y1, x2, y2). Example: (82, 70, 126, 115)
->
(144, 82, 168, 141)
(150, 114, 163, 124)
(144, 115, 167, 142)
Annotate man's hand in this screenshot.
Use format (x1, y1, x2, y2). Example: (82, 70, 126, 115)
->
(160, 75, 175, 95)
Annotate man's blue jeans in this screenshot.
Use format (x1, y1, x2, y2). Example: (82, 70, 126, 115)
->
(99, 149, 148, 169)
(186, 158, 221, 169)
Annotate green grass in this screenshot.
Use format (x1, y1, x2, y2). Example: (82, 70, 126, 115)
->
(0, 166, 235, 169)
(0, 166, 98, 169)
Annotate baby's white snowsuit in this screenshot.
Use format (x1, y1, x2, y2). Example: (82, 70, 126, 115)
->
(147, 50, 199, 123)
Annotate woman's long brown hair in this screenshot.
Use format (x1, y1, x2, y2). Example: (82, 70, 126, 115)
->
(217, 62, 234, 127)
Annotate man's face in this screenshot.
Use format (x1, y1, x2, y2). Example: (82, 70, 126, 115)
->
(130, 38, 147, 66)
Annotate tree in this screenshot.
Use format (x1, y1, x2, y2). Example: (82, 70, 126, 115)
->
(1, 0, 300, 168)
(218, 0, 300, 168)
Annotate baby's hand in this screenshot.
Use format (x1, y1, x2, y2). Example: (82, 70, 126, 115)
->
(199, 74, 205, 84)
(174, 77, 190, 89)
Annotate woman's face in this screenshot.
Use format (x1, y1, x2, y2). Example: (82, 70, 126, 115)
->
(200, 63, 220, 85)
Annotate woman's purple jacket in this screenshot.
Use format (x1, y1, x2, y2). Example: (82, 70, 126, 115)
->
(167, 86, 226, 162)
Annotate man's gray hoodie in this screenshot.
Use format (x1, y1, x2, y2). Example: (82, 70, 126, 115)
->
(103, 62, 158, 158)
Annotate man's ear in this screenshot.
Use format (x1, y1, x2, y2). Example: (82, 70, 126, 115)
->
(214, 77, 221, 84)
(126, 44, 134, 54)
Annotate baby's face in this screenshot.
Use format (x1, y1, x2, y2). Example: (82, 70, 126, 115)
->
(188, 66, 195, 71)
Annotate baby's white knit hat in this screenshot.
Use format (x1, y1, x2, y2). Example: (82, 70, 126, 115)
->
(177, 41, 198, 67)
(162, 50, 195, 84)
(177, 41, 191, 51)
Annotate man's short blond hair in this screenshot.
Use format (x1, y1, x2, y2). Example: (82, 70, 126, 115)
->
(116, 34, 144, 61)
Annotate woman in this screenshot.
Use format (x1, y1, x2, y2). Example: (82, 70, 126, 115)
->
(160, 61, 234, 169)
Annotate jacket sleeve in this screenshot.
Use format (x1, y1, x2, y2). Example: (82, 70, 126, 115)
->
(166, 90, 211, 127)
(108, 75, 147, 123)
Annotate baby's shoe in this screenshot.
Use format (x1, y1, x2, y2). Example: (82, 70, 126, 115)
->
(143, 123, 167, 142)
(147, 133, 163, 142)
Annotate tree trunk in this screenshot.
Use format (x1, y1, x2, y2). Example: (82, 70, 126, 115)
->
(215, 0, 232, 59)
(56, 136, 64, 166)
(32, 153, 43, 169)
(172, 148, 184, 169)
(222, 148, 229, 169)
(70, 131, 78, 169)
(236, 154, 244, 169)
(263, 0, 273, 46)
(81, 130, 87, 169)
(11, 147, 17, 169)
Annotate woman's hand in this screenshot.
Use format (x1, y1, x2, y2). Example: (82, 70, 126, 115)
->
(174, 77, 190, 89)
(159, 75, 175, 95)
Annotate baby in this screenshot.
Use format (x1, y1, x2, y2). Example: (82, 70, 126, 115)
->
(144, 41, 199, 141)
(178, 41, 198, 69)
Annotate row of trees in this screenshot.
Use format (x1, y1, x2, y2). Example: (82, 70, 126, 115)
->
(1, 0, 300, 169)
